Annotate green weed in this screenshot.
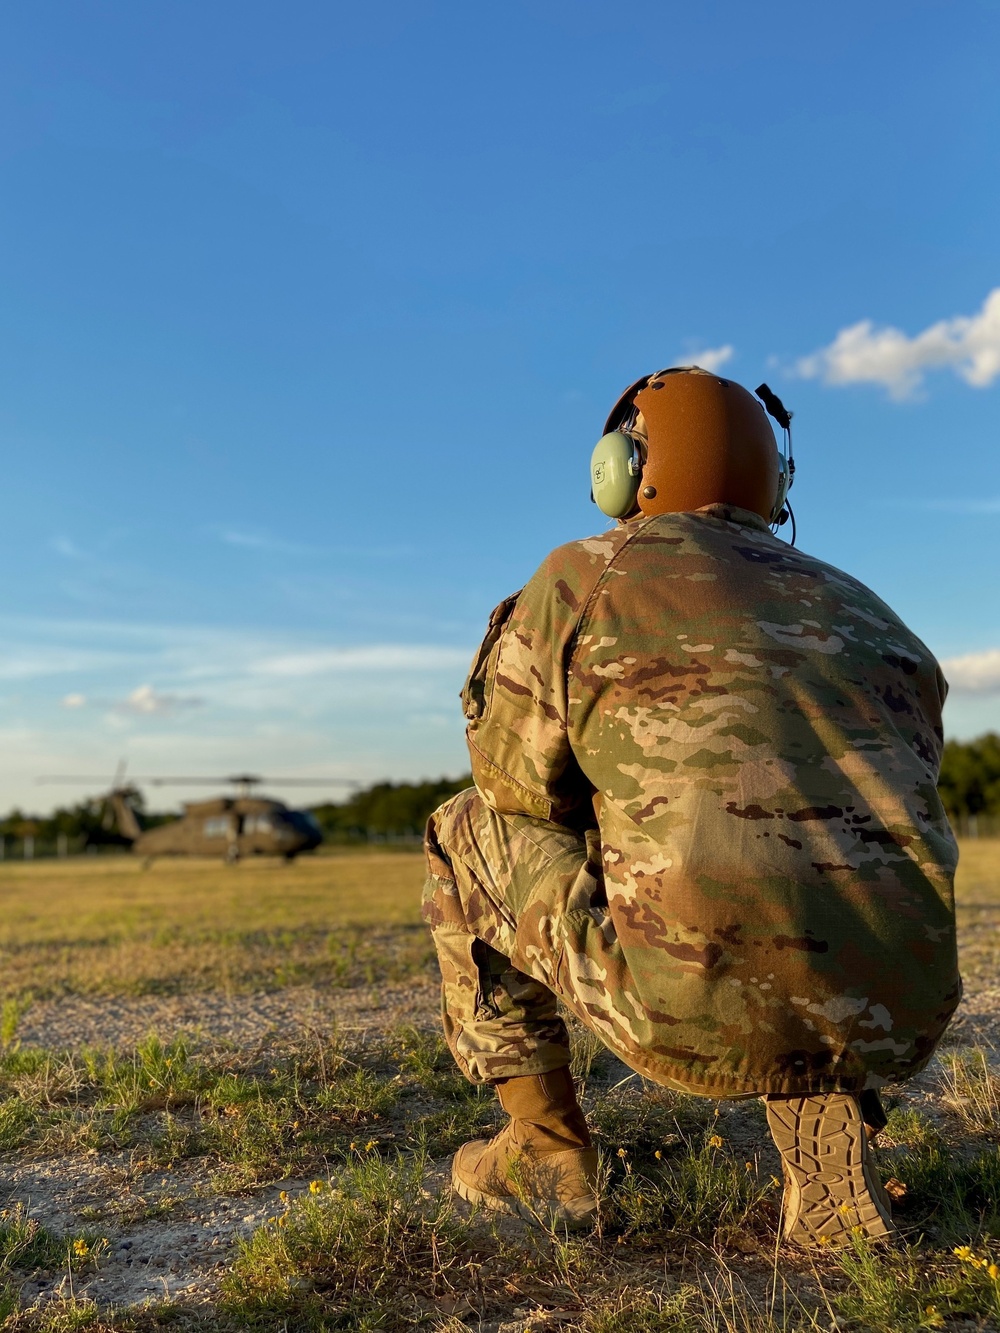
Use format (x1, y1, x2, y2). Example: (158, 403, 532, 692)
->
(836, 1234, 1000, 1330)
(1, 996, 30, 1052)
(0, 1204, 108, 1290)
(609, 1130, 776, 1243)
(581, 1276, 827, 1331)
(589, 1083, 710, 1166)
(222, 1151, 472, 1329)
(0, 1097, 34, 1151)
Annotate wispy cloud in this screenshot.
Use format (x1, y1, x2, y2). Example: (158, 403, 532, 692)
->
(0, 615, 475, 808)
(675, 345, 734, 374)
(60, 684, 203, 715)
(942, 649, 1000, 694)
(116, 685, 204, 715)
(0, 615, 474, 717)
(252, 646, 471, 678)
(795, 288, 1000, 399)
(215, 528, 414, 561)
(218, 529, 321, 556)
(51, 536, 87, 560)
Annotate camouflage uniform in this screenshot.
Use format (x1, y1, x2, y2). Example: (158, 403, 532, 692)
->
(423, 504, 960, 1097)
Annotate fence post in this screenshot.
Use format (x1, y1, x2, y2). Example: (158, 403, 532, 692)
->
(24, 834, 34, 861)
(57, 832, 67, 858)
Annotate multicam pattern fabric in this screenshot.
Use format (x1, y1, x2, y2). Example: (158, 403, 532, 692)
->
(424, 503, 960, 1096)
(423, 788, 593, 1082)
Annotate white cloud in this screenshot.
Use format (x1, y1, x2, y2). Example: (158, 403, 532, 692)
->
(251, 646, 472, 678)
(117, 684, 204, 715)
(0, 615, 476, 808)
(941, 649, 1000, 694)
(676, 345, 734, 374)
(796, 288, 1000, 399)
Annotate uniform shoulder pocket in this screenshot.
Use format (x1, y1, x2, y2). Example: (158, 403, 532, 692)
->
(461, 591, 521, 721)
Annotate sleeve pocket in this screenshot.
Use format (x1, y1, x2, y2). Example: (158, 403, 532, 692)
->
(461, 590, 522, 721)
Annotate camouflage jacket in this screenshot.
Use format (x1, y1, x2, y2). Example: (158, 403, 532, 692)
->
(462, 503, 960, 1094)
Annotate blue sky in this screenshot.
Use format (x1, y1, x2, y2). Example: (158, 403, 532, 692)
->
(1, 0, 998, 812)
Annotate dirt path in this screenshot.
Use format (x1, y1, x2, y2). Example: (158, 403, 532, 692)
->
(4, 932, 999, 1320)
(14, 979, 441, 1052)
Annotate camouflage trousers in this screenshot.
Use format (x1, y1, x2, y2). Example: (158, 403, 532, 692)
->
(423, 786, 753, 1094)
(422, 787, 602, 1083)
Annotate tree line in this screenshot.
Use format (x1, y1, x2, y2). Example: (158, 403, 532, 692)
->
(938, 733, 1000, 824)
(310, 776, 472, 842)
(0, 777, 474, 851)
(1, 734, 998, 853)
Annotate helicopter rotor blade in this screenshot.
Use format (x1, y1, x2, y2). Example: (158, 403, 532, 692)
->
(37, 774, 361, 792)
(144, 776, 359, 787)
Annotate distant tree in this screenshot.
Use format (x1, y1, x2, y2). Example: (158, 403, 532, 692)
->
(0, 786, 178, 850)
(938, 733, 1000, 820)
(311, 775, 472, 843)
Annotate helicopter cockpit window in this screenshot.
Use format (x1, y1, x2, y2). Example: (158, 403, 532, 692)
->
(244, 816, 273, 835)
(203, 817, 231, 838)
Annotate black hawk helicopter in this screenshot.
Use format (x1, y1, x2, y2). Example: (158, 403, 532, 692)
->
(39, 765, 356, 862)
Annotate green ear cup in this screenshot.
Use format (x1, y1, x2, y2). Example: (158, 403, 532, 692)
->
(590, 431, 642, 518)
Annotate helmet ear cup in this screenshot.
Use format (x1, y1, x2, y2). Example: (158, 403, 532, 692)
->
(590, 431, 642, 518)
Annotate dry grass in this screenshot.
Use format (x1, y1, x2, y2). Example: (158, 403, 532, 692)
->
(0, 850, 425, 940)
(0, 840, 999, 1331)
(0, 851, 427, 1000)
(953, 838, 1000, 991)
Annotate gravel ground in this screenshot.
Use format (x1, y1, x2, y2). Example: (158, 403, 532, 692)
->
(3, 967, 999, 1320)
(14, 979, 441, 1052)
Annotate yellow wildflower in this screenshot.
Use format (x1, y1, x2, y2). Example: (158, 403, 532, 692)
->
(708, 1134, 724, 1149)
(72, 1239, 89, 1258)
(308, 1180, 323, 1195)
(988, 1263, 1000, 1281)
(954, 1245, 974, 1261)
(616, 1147, 627, 1159)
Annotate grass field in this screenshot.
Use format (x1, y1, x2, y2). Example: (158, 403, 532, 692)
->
(0, 843, 999, 1331)
(0, 851, 430, 1001)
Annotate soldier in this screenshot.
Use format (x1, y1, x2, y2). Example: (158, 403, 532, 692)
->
(422, 366, 960, 1247)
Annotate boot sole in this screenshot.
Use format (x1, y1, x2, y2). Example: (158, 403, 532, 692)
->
(450, 1157, 598, 1230)
(765, 1093, 896, 1248)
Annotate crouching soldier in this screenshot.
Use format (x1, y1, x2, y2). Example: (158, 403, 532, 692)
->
(422, 367, 960, 1247)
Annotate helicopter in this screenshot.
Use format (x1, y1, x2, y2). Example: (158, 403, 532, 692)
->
(38, 766, 357, 862)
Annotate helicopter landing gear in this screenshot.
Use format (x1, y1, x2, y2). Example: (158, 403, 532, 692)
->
(225, 843, 241, 865)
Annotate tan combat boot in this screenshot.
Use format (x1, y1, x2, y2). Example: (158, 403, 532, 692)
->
(451, 1067, 599, 1228)
(765, 1092, 896, 1248)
